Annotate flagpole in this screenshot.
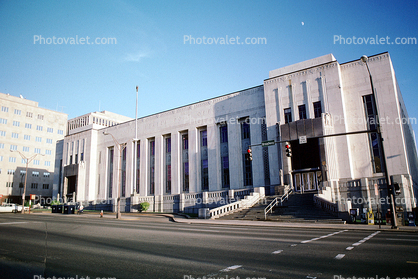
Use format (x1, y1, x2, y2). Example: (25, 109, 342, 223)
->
(133, 86, 138, 195)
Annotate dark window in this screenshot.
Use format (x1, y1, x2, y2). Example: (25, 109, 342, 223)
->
(201, 130, 207, 147)
(220, 125, 228, 143)
(313, 101, 322, 118)
(183, 135, 188, 150)
(298, 105, 307, 120)
(284, 108, 292, 124)
(221, 156, 230, 188)
(166, 137, 171, 153)
(363, 95, 383, 173)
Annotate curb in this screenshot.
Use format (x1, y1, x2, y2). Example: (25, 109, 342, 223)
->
(171, 217, 418, 232)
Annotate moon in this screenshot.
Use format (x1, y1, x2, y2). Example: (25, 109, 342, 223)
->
(301, 22, 304, 26)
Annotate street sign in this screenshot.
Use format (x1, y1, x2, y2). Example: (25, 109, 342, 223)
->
(299, 136, 307, 144)
(0, 194, 3, 198)
(261, 140, 275, 147)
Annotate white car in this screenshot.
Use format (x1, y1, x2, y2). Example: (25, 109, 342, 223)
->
(0, 204, 29, 213)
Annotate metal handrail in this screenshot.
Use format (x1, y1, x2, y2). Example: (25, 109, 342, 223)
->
(264, 186, 293, 220)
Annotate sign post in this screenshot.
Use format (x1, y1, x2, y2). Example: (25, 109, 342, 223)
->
(261, 140, 275, 147)
(299, 136, 307, 144)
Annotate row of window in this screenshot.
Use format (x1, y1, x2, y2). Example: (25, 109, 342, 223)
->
(1, 132, 58, 141)
(284, 101, 322, 124)
(0, 138, 54, 148)
(0, 119, 64, 135)
(4, 170, 50, 176)
(0, 147, 52, 155)
(5, 182, 49, 189)
(2, 157, 52, 166)
(108, 118, 255, 197)
(1, 106, 46, 120)
(66, 139, 85, 165)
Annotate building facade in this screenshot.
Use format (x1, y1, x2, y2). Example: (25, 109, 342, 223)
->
(61, 52, 418, 216)
(0, 93, 67, 204)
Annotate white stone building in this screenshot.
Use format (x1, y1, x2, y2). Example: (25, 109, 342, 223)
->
(0, 93, 67, 204)
(61, 52, 418, 217)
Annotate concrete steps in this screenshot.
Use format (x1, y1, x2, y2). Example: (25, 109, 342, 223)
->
(219, 192, 345, 224)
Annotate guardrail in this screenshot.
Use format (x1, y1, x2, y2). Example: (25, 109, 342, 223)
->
(313, 195, 338, 216)
(209, 189, 264, 219)
(264, 185, 292, 220)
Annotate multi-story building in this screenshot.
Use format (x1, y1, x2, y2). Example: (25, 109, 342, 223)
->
(61, 52, 418, 217)
(0, 93, 67, 204)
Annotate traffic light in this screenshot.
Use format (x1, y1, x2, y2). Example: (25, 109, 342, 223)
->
(285, 144, 292, 157)
(393, 183, 401, 195)
(246, 148, 253, 161)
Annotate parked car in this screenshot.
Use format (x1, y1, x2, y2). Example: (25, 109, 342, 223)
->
(0, 204, 29, 213)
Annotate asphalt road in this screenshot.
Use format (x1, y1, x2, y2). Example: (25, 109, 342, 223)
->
(0, 213, 417, 279)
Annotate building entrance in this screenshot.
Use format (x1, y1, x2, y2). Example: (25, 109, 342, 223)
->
(294, 171, 321, 192)
(66, 175, 77, 201)
(290, 137, 322, 192)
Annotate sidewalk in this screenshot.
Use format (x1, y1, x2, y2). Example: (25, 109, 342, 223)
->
(171, 215, 418, 232)
(33, 210, 418, 232)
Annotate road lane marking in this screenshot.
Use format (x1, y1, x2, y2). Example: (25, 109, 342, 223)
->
(0, 222, 28, 225)
(407, 261, 418, 264)
(272, 250, 283, 254)
(220, 265, 242, 272)
(349, 231, 380, 248)
(335, 254, 345, 260)
(339, 231, 381, 259)
(300, 230, 348, 244)
(177, 228, 221, 233)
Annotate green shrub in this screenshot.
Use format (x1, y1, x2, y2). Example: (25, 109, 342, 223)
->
(139, 202, 150, 212)
(51, 200, 61, 205)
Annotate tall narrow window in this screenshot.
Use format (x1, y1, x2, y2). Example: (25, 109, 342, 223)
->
(200, 130, 209, 191)
(298, 105, 307, 120)
(165, 137, 171, 194)
(284, 108, 292, 124)
(81, 139, 85, 161)
(108, 147, 114, 198)
(313, 101, 322, 118)
(136, 141, 140, 194)
(241, 120, 252, 186)
(121, 146, 126, 197)
(182, 133, 189, 192)
(75, 140, 79, 164)
(149, 139, 155, 195)
(363, 95, 383, 173)
(220, 124, 230, 189)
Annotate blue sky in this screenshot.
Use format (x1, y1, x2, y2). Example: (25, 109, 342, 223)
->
(1, 0, 417, 134)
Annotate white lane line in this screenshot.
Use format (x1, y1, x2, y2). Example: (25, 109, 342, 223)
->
(335, 254, 345, 260)
(341, 231, 381, 257)
(272, 250, 283, 254)
(0, 222, 28, 225)
(178, 228, 221, 233)
(220, 265, 242, 272)
(350, 231, 380, 247)
(301, 230, 348, 244)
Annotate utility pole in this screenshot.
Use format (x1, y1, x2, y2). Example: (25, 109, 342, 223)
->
(361, 55, 397, 229)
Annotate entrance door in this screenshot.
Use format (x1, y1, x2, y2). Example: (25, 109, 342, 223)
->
(293, 172, 318, 192)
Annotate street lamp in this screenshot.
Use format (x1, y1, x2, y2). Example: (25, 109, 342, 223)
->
(103, 131, 127, 219)
(133, 86, 139, 195)
(361, 55, 398, 229)
(10, 150, 44, 214)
